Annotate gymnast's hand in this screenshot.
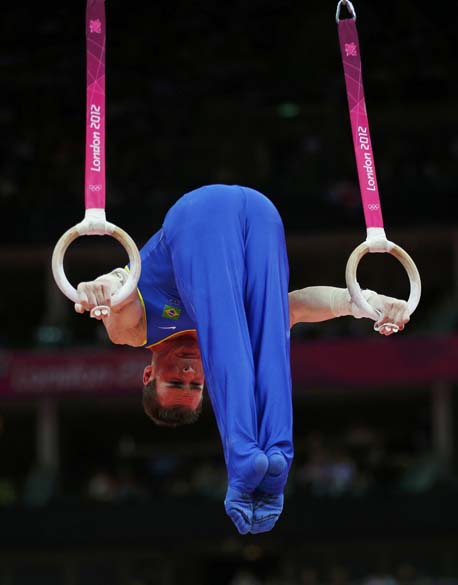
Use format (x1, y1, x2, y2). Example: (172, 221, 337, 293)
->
(74, 277, 113, 319)
(363, 291, 410, 335)
(74, 269, 128, 319)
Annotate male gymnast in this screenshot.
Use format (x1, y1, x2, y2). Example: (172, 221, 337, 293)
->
(75, 184, 410, 535)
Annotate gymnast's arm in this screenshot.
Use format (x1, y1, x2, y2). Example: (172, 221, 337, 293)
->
(75, 268, 146, 347)
(288, 286, 410, 333)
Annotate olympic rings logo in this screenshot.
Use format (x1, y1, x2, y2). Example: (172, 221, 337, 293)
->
(89, 185, 102, 192)
(367, 204, 380, 211)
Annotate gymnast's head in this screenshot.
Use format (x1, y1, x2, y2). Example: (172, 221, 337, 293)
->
(142, 332, 204, 427)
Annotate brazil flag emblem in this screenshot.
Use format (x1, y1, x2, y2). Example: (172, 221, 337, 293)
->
(162, 304, 181, 320)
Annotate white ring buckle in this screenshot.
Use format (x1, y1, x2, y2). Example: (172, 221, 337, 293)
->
(336, 0, 357, 22)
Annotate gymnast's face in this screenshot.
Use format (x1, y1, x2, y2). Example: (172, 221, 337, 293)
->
(143, 333, 204, 411)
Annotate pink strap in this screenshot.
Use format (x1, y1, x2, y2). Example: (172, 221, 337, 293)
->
(337, 18, 384, 229)
(85, 0, 106, 210)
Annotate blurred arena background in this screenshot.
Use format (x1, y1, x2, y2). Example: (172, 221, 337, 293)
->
(0, 1, 457, 583)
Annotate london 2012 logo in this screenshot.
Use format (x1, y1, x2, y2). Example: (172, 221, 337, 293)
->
(89, 19, 102, 34)
(344, 42, 357, 57)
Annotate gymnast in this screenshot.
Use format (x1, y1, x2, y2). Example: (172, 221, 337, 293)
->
(74, 184, 410, 535)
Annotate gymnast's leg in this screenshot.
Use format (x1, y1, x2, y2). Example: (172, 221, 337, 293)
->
(164, 185, 270, 533)
(242, 187, 294, 532)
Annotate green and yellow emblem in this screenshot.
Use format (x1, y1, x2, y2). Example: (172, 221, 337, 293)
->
(162, 304, 181, 320)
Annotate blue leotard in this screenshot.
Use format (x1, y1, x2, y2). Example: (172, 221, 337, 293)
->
(134, 230, 197, 348)
(136, 184, 293, 495)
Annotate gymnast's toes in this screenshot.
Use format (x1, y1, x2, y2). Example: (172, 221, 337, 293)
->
(224, 487, 253, 535)
(250, 493, 284, 534)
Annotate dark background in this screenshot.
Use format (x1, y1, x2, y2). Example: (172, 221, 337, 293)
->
(0, 1, 457, 584)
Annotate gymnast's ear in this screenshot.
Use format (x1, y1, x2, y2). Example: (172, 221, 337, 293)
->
(143, 365, 155, 385)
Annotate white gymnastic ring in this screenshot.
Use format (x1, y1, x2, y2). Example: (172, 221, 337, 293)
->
(345, 240, 422, 321)
(51, 221, 141, 307)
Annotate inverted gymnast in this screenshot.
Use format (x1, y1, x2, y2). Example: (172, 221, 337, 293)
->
(53, 0, 416, 536)
(74, 183, 410, 535)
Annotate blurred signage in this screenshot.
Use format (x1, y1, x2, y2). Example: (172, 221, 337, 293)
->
(0, 335, 456, 398)
(0, 348, 149, 397)
(290, 334, 458, 388)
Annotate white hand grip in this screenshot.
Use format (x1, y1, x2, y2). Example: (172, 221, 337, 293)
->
(51, 218, 141, 309)
(374, 322, 399, 334)
(345, 239, 421, 321)
(90, 305, 110, 319)
(74, 303, 110, 318)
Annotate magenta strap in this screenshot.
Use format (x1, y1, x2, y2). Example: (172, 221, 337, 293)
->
(337, 17, 384, 229)
(52, 0, 142, 313)
(85, 0, 106, 210)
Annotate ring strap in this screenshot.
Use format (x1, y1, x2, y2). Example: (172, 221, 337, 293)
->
(336, 4, 421, 321)
(51, 1, 141, 314)
(337, 15, 384, 230)
(85, 0, 106, 210)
